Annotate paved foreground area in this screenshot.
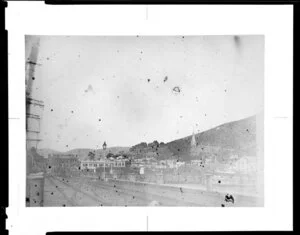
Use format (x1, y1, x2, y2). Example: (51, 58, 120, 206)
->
(43, 176, 262, 207)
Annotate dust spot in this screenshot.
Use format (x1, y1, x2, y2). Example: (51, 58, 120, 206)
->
(98, 118, 101, 122)
(221, 204, 225, 207)
(51, 109, 53, 112)
(225, 194, 235, 204)
(147, 79, 151, 82)
(32, 77, 35, 80)
(172, 86, 181, 94)
(218, 180, 221, 184)
(62, 204, 66, 207)
(163, 76, 168, 82)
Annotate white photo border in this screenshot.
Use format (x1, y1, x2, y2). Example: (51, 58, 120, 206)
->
(6, 3, 293, 234)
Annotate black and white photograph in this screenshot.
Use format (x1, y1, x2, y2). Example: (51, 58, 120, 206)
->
(25, 35, 264, 207)
(6, 3, 294, 233)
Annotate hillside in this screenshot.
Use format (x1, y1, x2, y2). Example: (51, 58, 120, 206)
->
(129, 114, 258, 162)
(166, 115, 257, 161)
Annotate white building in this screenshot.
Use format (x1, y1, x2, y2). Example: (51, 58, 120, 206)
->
(232, 156, 257, 174)
(80, 159, 127, 172)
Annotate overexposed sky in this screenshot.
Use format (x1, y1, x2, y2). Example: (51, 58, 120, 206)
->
(26, 35, 264, 152)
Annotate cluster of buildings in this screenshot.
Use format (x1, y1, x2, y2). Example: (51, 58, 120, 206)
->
(130, 157, 185, 169)
(46, 153, 257, 177)
(189, 131, 258, 175)
(226, 156, 257, 174)
(46, 133, 258, 184)
(47, 152, 130, 174)
(190, 155, 257, 175)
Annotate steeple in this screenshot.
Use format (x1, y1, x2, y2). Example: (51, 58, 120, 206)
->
(191, 131, 197, 147)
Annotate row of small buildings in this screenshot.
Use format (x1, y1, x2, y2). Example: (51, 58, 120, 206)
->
(81, 159, 129, 172)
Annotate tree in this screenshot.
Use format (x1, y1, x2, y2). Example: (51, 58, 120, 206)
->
(88, 151, 95, 160)
(106, 152, 115, 159)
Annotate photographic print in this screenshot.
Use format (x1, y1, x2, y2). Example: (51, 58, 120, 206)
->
(25, 35, 264, 207)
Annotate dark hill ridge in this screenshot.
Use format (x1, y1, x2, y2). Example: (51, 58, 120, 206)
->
(166, 115, 257, 161)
